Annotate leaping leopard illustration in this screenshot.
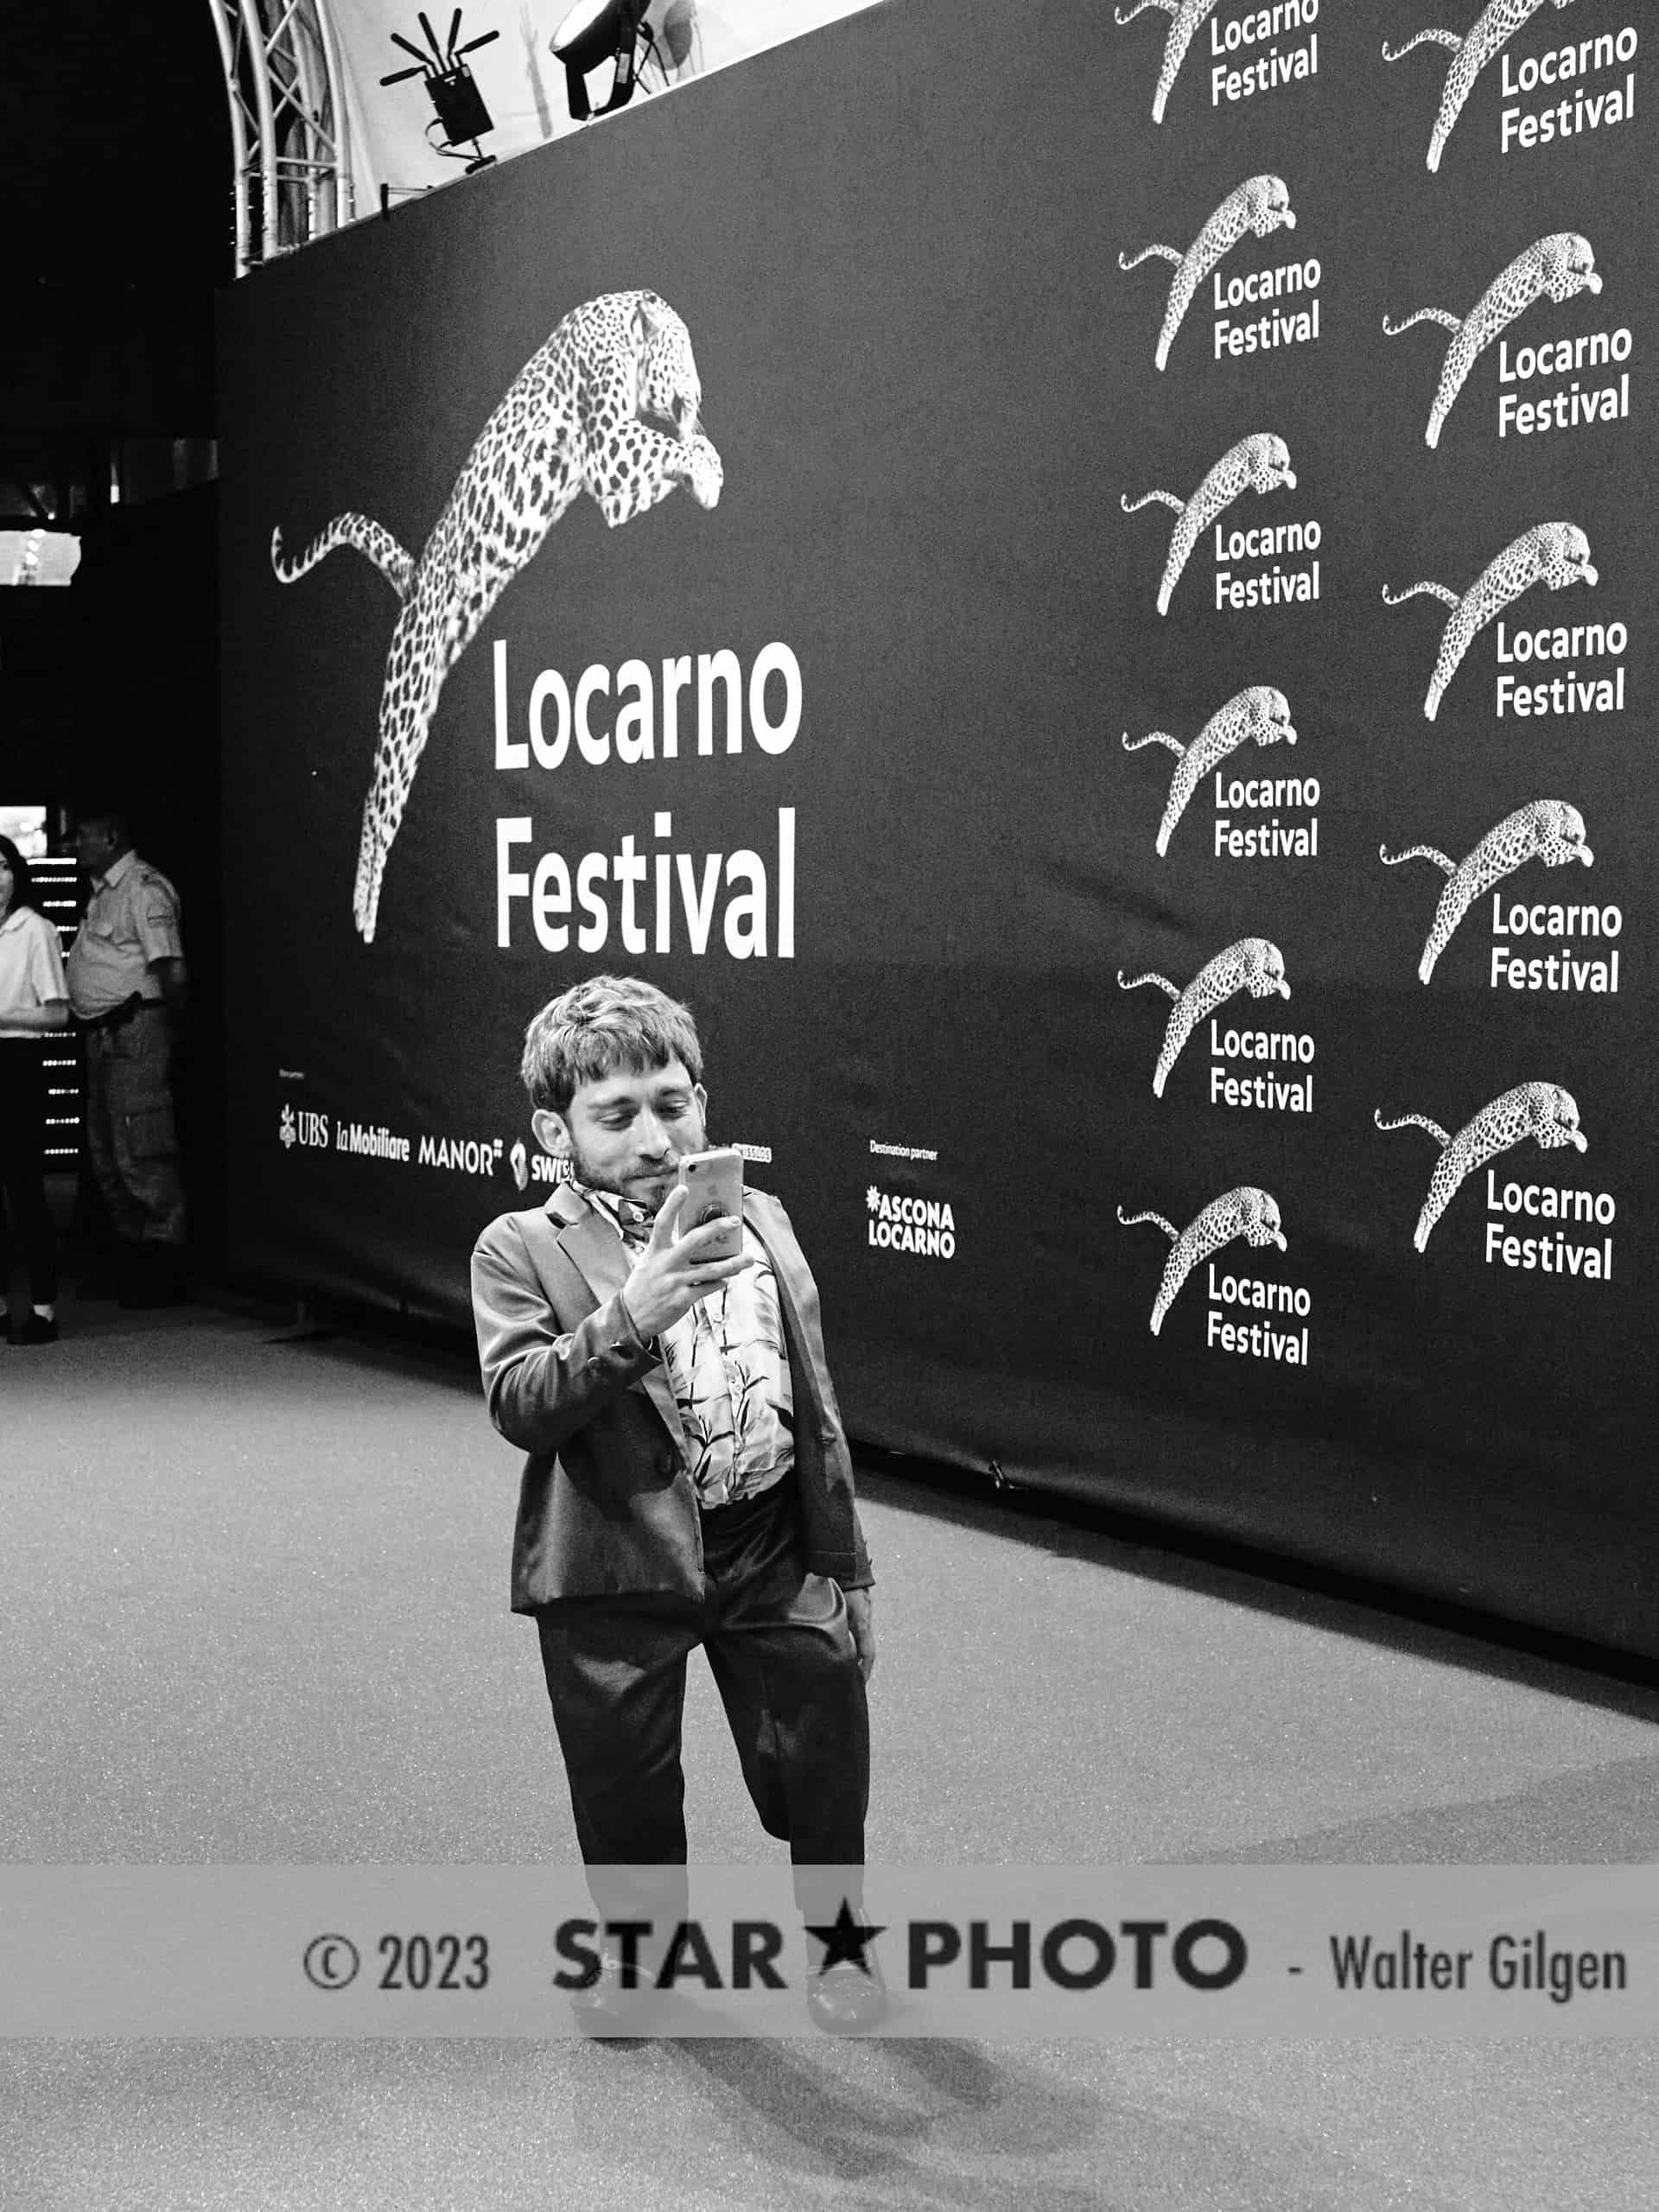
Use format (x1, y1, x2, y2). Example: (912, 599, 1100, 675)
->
(1376, 1084, 1586, 1249)
(1383, 0, 1583, 174)
(1384, 232, 1602, 448)
(1121, 176, 1298, 372)
(1382, 522, 1597, 721)
(1119, 1188, 1287, 1335)
(1114, 0, 1221, 123)
(1119, 938, 1290, 1097)
(1122, 435, 1297, 617)
(270, 290, 722, 943)
(1123, 686, 1296, 856)
(1381, 800, 1593, 983)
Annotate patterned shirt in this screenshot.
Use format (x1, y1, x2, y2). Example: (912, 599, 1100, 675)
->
(575, 1179, 795, 1510)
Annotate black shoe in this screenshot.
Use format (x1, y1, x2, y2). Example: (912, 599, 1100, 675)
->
(569, 1953, 666, 2037)
(805, 1955, 888, 2034)
(7, 1313, 60, 1346)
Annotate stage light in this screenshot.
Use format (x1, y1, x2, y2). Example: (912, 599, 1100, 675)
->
(658, 0, 699, 75)
(550, 0, 653, 122)
(381, 10, 503, 174)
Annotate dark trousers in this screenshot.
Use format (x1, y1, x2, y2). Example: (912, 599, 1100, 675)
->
(0, 1044, 59, 1306)
(535, 1473, 869, 1931)
(83, 1008, 186, 1248)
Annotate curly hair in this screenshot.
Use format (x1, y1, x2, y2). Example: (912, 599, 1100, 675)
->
(520, 974, 703, 1114)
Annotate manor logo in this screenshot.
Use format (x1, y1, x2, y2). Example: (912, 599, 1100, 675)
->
(417, 1134, 507, 1177)
(866, 1185, 957, 1259)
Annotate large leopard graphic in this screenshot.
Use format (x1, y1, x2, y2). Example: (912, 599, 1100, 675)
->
(1121, 176, 1298, 372)
(1383, 0, 1583, 174)
(271, 290, 722, 942)
(1119, 938, 1290, 1096)
(1385, 233, 1602, 448)
(1122, 434, 1297, 617)
(1382, 522, 1597, 721)
(1382, 800, 1593, 983)
(1123, 685, 1297, 856)
(1114, 0, 1220, 124)
(1120, 1187, 1287, 1335)
(1376, 1084, 1586, 1249)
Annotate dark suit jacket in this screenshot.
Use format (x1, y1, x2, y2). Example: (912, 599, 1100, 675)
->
(471, 1181, 873, 1611)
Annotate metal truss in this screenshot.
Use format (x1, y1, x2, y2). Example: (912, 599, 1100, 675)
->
(207, 0, 355, 274)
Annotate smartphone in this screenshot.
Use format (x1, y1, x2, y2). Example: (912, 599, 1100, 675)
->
(675, 1147, 744, 1258)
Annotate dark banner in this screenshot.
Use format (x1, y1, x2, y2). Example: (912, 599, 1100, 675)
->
(219, 0, 1659, 1657)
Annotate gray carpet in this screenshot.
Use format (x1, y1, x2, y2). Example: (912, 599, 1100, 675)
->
(3, 1298, 1657, 2209)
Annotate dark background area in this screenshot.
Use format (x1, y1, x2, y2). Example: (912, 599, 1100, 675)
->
(0, 1, 229, 1254)
(0, 2, 229, 294)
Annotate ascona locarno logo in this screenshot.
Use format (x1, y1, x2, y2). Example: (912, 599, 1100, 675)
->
(867, 1184, 956, 1258)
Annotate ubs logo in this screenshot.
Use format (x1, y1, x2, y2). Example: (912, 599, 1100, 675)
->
(282, 1106, 329, 1150)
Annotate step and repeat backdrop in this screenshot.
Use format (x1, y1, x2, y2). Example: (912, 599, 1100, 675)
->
(219, 0, 1657, 1657)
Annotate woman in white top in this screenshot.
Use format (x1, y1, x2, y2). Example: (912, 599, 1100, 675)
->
(0, 835, 70, 1344)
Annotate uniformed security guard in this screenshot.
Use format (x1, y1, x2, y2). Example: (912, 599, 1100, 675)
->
(65, 812, 188, 1306)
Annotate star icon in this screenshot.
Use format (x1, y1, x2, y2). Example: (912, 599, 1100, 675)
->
(866, 1185, 880, 1211)
(804, 1898, 885, 1975)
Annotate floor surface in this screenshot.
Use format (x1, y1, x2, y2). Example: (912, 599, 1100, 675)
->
(3, 1297, 1656, 2210)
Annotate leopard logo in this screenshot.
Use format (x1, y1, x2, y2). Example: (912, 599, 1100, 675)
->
(1119, 938, 1290, 1096)
(1376, 1084, 1586, 1249)
(1123, 685, 1297, 855)
(1120, 175, 1298, 371)
(1383, 0, 1584, 174)
(1384, 233, 1601, 448)
(1381, 800, 1592, 983)
(1382, 522, 1597, 721)
(1122, 433, 1297, 616)
(271, 290, 722, 942)
(1119, 1187, 1287, 1335)
(1115, 0, 1222, 124)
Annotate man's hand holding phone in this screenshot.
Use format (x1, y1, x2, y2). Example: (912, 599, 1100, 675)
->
(620, 1184, 755, 1339)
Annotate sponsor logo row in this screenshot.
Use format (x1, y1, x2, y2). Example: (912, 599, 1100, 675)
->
(276, 1104, 963, 1262)
(274, 1097, 1623, 1368)
(280, 1105, 505, 1179)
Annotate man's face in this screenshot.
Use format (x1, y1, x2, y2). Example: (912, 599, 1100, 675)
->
(76, 821, 120, 879)
(533, 1057, 707, 1213)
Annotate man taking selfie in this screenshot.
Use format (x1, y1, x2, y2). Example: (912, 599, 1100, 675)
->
(470, 975, 882, 2032)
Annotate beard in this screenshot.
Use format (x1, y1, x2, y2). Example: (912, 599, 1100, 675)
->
(566, 1128, 704, 1217)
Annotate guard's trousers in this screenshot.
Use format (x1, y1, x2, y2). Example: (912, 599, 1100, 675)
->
(83, 1007, 186, 1247)
(535, 1472, 869, 1931)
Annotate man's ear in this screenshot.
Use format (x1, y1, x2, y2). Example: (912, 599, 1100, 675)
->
(531, 1107, 572, 1159)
